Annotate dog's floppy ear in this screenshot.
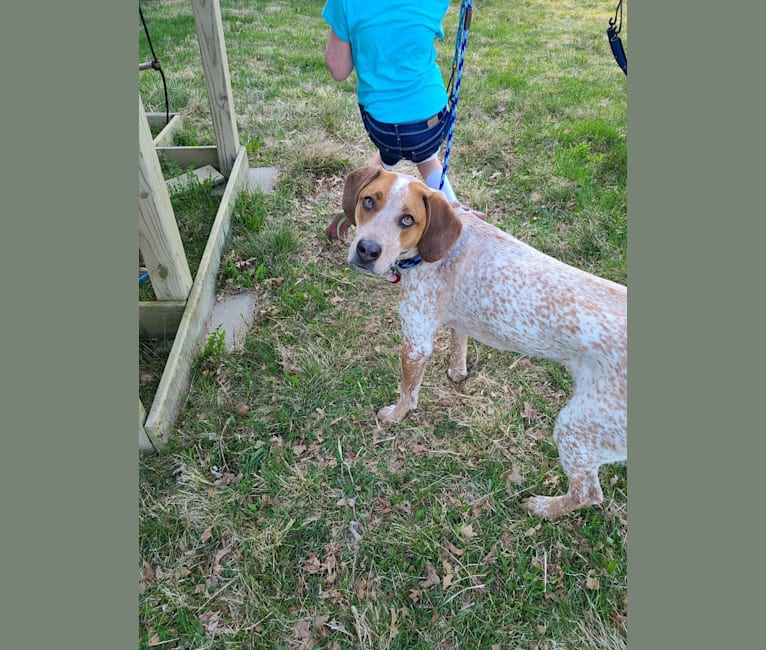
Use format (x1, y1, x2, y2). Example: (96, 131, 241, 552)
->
(342, 166, 381, 224)
(418, 190, 462, 262)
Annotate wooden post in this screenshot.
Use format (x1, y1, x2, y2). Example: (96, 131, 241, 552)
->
(139, 399, 156, 454)
(192, 0, 240, 177)
(139, 95, 193, 301)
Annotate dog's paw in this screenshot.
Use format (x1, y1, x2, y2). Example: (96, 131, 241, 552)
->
(447, 368, 468, 383)
(377, 404, 408, 425)
(524, 494, 589, 520)
(523, 496, 563, 521)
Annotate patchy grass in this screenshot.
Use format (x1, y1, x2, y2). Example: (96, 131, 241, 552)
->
(139, 1, 627, 648)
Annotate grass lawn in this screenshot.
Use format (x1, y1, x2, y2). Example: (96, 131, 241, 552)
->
(139, 1, 627, 647)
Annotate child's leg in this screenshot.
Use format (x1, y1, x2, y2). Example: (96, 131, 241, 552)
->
(368, 150, 399, 171)
(417, 156, 457, 202)
(367, 150, 384, 168)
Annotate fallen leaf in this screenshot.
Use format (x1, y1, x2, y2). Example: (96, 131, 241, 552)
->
(460, 523, 477, 540)
(609, 610, 627, 638)
(442, 559, 455, 590)
(314, 615, 329, 638)
(303, 552, 322, 574)
(212, 545, 232, 574)
(445, 539, 465, 556)
(323, 552, 337, 585)
(502, 465, 525, 485)
(142, 561, 156, 582)
(389, 607, 399, 639)
(521, 401, 541, 422)
(213, 545, 231, 565)
(524, 524, 541, 537)
(291, 618, 315, 649)
(200, 611, 219, 633)
(585, 571, 600, 591)
(420, 562, 440, 590)
(214, 472, 242, 486)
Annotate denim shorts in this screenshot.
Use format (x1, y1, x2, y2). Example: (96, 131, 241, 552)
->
(359, 104, 452, 167)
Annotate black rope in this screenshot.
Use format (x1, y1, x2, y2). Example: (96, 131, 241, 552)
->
(607, 0, 627, 75)
(139, 4, 171, 125)
(609, 0, 624, 35)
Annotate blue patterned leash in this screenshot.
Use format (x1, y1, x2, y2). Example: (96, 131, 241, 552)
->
(440, 0, 473, 191)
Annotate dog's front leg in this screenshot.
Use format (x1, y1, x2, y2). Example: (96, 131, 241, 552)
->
(447, 329, 468, 382)
(377, 338, 431, 425)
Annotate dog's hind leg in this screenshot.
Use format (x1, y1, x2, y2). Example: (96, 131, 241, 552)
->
(523, 391, 624, 519)
(447, 329, 468, 383)
(523, 466, 603, 520)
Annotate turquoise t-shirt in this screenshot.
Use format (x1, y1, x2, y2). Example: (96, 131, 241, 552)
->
(322, 0, 450, 124)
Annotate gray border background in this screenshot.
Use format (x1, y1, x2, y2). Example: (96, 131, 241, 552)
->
(629, 1, 765, 647)
(0, 3, 136, 648)
(1, 1, 764, 647)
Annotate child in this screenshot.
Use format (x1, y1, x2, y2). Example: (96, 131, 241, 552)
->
(322, 0, 460, 239)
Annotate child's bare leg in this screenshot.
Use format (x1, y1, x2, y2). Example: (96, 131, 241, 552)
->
(417, 156, 457, 202)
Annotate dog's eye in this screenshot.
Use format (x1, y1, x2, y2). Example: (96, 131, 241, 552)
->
(400, 214, 415, 227)
(361, 196, 374, 210)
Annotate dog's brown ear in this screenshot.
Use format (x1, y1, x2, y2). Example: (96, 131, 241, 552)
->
(341, 166, 381, 224)
(418, 190, 462, 262)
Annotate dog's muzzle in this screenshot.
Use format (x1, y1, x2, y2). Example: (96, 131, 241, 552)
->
(352, 238, 382, 269)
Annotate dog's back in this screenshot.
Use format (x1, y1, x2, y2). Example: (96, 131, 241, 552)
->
(410, 212, 627, 377)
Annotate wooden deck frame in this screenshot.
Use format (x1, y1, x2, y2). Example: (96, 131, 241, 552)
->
(141, 146, 249, 451)
(139, 0, 249, 454)
(147, 111, 183, 147)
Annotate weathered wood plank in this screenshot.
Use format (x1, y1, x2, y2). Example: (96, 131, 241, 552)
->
(152, 113, 183, 147)
(146, 111, 178, 128)
(166, 165, 225, 193)
(144, 146, 249, 448)
(154, 145, 220, 168)
(139, 300, 186, 339)
(139, 400, 156, 454)
(192, 0, 239, 177)
(139, 96, 193, 302)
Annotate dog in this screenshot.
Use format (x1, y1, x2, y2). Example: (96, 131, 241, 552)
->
(341, 166, 627, 520)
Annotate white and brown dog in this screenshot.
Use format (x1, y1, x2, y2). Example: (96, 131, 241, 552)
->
(342, 166, 627, 520)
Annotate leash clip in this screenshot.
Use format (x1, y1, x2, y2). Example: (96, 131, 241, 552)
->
(387, 254, 423, 283)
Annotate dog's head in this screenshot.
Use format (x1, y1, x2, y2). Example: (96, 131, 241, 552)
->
(342, 166, 463, 276)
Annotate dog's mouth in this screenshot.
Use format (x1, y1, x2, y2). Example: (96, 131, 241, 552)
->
(348, 260, 379, 276)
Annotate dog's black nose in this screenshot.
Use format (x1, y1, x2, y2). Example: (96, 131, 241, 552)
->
(356, 239, 381, 265)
